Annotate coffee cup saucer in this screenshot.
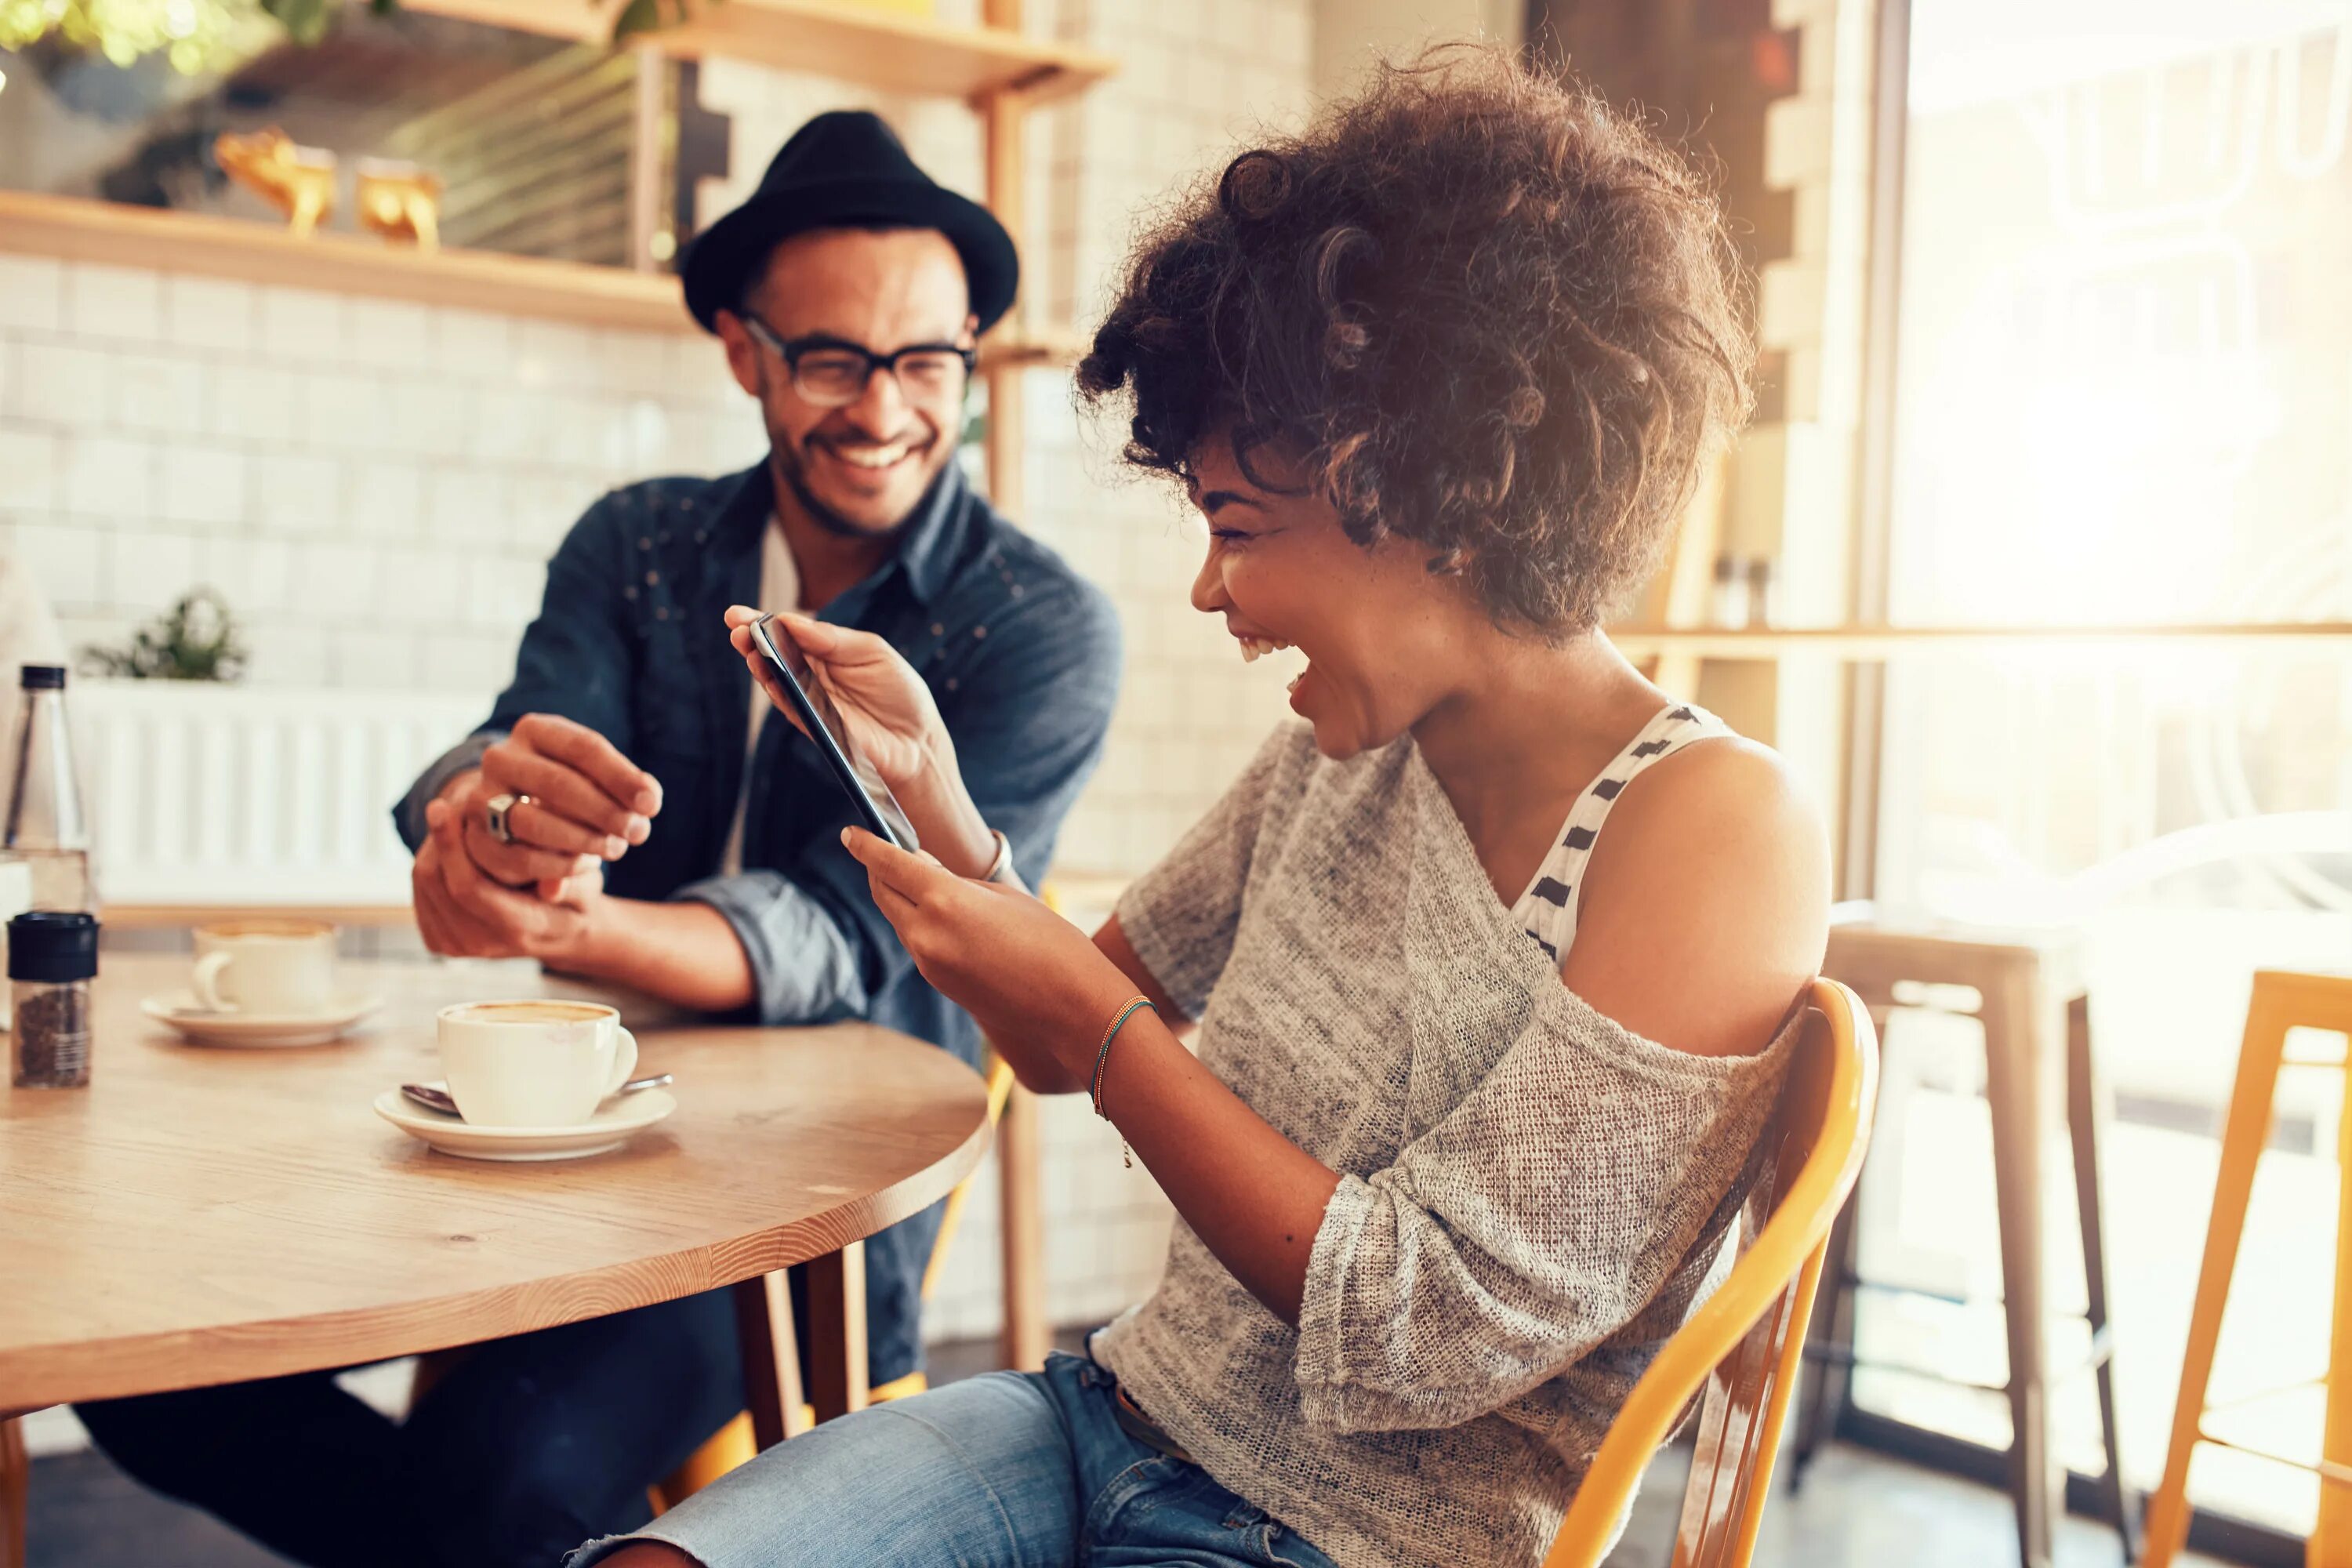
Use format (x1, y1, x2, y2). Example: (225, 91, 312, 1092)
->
(142, 991, 386, 1048)
(373, 1081, 677, 1163)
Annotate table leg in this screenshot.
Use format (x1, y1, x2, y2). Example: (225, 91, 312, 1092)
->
(808, 1242, 869, 1424)
(1000, 1083, 1049, 1372)
(2, 1413, 25, 1568)
(731, 1270, 808, 1451)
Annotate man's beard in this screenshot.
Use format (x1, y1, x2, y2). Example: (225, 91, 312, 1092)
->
(771, 431, 943, 543)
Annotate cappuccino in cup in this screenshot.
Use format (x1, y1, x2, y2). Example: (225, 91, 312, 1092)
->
(437, 1000, 638, 1128)
(191, 920, 339, 1014)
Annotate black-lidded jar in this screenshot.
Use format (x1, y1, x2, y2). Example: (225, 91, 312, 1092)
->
(10, 909, 97, 1087)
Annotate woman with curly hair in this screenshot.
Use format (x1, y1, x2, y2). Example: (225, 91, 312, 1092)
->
(576, 45, 1826, 1568)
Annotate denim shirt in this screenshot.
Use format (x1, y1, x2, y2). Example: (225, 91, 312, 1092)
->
(395, 459, 1122, 1382)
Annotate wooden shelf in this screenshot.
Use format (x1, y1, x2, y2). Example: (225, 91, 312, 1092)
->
(0, 190, 1090, 365)
(395, 0, 1116, 104)
(1607, 622, 2352, 659)
(0, 190, 694, 332)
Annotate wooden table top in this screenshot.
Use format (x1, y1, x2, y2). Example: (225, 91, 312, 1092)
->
(0, 954, 990, 1410)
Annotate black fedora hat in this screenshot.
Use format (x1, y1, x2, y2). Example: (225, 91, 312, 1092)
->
(681, 111, 1018, 336)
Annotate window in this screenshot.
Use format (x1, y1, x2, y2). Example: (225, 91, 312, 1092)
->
(1862, 0, 2352, 1537)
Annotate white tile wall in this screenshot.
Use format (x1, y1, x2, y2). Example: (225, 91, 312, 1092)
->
(0, 0, 1319, 1350)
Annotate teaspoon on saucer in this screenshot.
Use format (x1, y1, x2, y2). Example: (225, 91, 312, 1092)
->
(399, 1073, 673, 1119)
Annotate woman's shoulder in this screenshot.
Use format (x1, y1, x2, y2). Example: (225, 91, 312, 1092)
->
(1561, 731, 1831, 1058)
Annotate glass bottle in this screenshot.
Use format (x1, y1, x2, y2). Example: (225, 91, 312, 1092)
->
(4, 664, 92, 913)
(10, 909, 97, 1087)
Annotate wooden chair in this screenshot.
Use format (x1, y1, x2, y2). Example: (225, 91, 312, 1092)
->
(1798, 920, 2135, 1568)
(647, 1052, 1020, 1510)
(1542, 976, 1880, 1568)
(2141, 969, 2352, 1568)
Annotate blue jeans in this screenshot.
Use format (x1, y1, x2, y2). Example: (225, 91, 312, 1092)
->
(77, 1290, 750, 1568)
(568, 1350, 1338, 1568)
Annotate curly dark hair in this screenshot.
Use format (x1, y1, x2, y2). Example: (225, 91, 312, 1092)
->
(1076, 46, 1755, 636)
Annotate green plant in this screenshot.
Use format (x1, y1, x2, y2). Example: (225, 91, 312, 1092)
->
(81, 588, 249, 682)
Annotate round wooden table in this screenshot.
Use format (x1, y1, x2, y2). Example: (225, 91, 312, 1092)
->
(0, 953, 992, 1442)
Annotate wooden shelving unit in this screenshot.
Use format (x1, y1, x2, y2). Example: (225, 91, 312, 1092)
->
(0, 190, 1091, 377)
(0, 190, 691, 331)
(397, 0, 1114, 103)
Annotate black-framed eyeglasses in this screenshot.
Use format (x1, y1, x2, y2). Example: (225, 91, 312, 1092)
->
(737, 315, 977, 408)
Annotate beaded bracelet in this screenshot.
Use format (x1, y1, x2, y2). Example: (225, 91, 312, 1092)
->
(1090, 996, 1156, 1167)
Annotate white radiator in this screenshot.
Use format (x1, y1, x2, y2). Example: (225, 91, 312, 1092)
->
(71, 681, 488, 909)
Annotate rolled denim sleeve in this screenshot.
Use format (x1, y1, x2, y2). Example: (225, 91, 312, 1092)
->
(673, 573, 1122, 1028)
(671, 868, 868, 1024)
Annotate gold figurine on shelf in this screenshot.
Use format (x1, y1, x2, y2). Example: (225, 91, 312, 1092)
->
(355, 159, 444, 250)
(212, 129, 337, 238)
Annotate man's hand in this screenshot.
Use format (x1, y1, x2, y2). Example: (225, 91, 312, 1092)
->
(413, 794, 607, 962)
(438, 714, 663, 891)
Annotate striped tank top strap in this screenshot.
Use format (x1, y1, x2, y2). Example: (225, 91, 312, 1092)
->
(1512, 702, 1734, 965)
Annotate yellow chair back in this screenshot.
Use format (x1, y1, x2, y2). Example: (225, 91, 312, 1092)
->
(1542, 976, 1880, 1568)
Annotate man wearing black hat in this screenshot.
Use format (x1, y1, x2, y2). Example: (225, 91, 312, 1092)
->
(74, 112, 1121, 1567)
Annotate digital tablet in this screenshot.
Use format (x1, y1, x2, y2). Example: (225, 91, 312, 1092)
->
(748, 613, 917, 852)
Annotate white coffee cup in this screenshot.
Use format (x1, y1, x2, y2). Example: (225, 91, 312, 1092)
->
(436, 1000, 639, 1129)
(191, 920, 339, 1014)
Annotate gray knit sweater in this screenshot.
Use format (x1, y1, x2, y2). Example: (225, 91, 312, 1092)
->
(1096, 721, 1796, 1568)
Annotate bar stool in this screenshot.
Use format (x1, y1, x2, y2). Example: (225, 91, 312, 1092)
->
(2141, 969, 2352, 1568)
(1793, 920, 2136, 1568)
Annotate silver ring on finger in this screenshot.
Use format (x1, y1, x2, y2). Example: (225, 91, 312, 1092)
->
(484, 792, 534, 845)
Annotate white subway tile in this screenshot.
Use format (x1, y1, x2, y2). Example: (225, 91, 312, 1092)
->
(383, 378, 477, 458)
(426, 468, 510, 544)
(240, 621, 332, 687)
(468, 392, 547, 464)
(0, 427, 60, 509)
(201, 537, 292, 615)
(434, 307, 515, 372)
(665, 336, 742, 407)
(157, 444, 248, 527)
(206, 364, 299, 442)
(343, 299, 434, 368)
(348, 459, 426, 539)
(258, 288, 349, 362)
(114, 351, 209, 436)
(329, 623, 419, 687)
(602, 397, 666, 472)
(61, 434, 154, 519)
(508, 475, 593, 554)
(542, 394, 602, 466)
(421, 630, 515, 695)
(64, 263, 163, 342)
(512, 319, 599, 390)
(595, 328, 673, 397)
(0, 256, 66, 333)
(5, 521, 104, 606)
(378, 546, 448, 626)
(292, 541, 381, 619)
(162, 275, 257, 353)
(107, 529, 198, 610)
(294, 372, 387, 450)
(466, 555, 546, 627)
(252, 452, 345, 532)
(11, 343, 110, 426)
